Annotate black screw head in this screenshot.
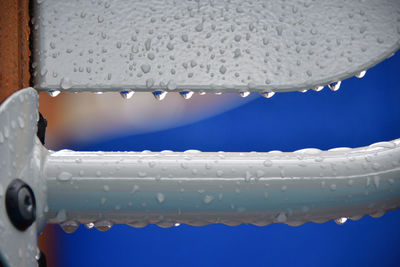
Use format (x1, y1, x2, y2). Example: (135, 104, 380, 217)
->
(5, 179, 36, 231)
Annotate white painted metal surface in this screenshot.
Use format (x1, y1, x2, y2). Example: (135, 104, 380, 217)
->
(32, 0, 400, 93)
(0, 88, 47, 267)
(44, 144, 400, 230)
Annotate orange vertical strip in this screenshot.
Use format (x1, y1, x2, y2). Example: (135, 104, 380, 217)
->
(0, 0, 30, 104)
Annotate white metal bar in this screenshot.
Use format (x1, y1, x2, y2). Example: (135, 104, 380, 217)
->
(44, 141, 400, 228)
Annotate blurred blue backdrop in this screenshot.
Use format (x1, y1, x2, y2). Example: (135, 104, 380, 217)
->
(59, 52, 400, 267)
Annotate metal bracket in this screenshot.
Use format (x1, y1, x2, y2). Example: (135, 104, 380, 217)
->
(0, 88, 47, 267)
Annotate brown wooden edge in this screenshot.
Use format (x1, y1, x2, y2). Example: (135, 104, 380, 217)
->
(0, 0, 30, 104)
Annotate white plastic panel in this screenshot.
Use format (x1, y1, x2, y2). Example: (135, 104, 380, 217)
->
(32, 0, 400, 93)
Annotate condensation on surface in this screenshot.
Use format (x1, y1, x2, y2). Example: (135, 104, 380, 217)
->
(32, 0, 400, 92)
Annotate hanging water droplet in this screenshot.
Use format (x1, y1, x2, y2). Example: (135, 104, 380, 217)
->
(153, 91, 167, 101)
(355, 70, 366, 78)
(328, 81, 341, 91)
(94, 220, 113, 232)
(180, 91, 194, 99)
(128, 221, 148, 228)
(85, 222, 95, 229)
(120, 90, 135, 99)
(47, 90, 61, 97)
(60, 220, 79, 233)
(276, 212, 287, 223)
(261, 91, 275, 98)
(238, 91, 250, 98)
(334, 217, 347, 225)
(312, 86, 324, 92)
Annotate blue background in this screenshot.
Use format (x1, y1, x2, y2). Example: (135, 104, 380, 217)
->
(59, 53, 400, 267)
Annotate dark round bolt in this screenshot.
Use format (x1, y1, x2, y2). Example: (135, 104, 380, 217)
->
(5, 179, 36, 231)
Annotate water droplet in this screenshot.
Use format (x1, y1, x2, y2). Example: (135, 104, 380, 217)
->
(370, 211, 385, 218)
(94, 220, 113, 232)
(128, 221, 148, 228)
(60, 220, 79, 233)
(47, 90, 61, 97)
(57, 172, 72, 182)
(156, 193, 165, 203)
(299, 89, 308, 93)
(373, 175, 380, 189)
(263, 160, 273, 167)
(312, 86, 324, 92)
(144, 38, 152, 51)
(60, 77, 72, 89)
(120, 90, 135, 99)
(180, 91, 193, 99)
(17, 116, 24, 129)
(181, 34, 189, 42)
(56, 209, 67, 222)
(146, 78, 154, 88)
(355, 70, 366, 78)
(85, 222, 95, 229)
(238, 92, 250, 98)
(219, 65, 227, 74)
(276, 212, 287, 223)
(203, 195, 214, 204)
(261, 92, 275, 98)
(174, 223, 180, 227)
(153, 91, 167, 101)
(334, 217, 347, 225)
(195, 23, 203, 32)
(328, 81, 341, 91)
(245, 171, 251, 182)
(141, 64, 151, 73)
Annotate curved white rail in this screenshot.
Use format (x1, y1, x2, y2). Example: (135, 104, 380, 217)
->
(44, 141, 400, 230)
